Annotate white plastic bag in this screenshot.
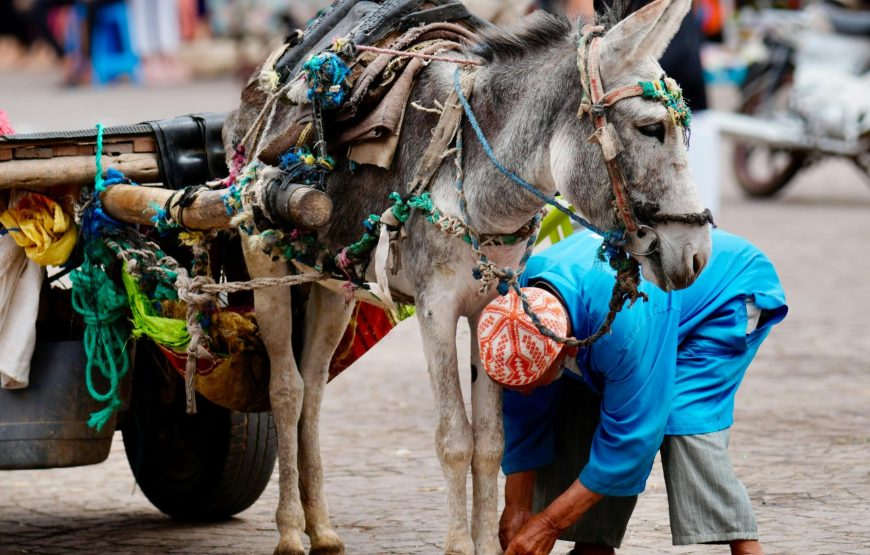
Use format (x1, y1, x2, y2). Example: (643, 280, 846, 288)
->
(0, 236, 44, 389)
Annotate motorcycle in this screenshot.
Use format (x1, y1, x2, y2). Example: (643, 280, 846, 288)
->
(719, 2, 870, 197)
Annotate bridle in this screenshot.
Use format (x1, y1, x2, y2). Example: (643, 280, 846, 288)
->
(441, 23, 716, 348)
(575, 24, 714, 257)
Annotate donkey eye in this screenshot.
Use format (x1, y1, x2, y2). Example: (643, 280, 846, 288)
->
(637, 122, 665, 144)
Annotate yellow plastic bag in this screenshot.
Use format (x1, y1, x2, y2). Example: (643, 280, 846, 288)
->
(0, 193, 77, 266)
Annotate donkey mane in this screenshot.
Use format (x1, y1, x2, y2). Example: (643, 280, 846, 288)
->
(471, 1, 633, 64)
(471, 12, 573, 63)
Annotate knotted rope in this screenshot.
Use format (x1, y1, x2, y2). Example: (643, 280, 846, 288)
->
(633, 201, 715, 228)
(173, 267, 329, 412)
(73, 125, 332, 415)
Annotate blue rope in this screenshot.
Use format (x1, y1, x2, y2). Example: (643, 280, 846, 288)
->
(449, 72, 649, 348)
(82, 126, 130, 243)
(302, 52, 350, 110)
(451, 69, 625, 248)
(451, 101, 543, 296)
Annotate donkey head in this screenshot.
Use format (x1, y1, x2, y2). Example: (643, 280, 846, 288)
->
(549, 0, 711, 291)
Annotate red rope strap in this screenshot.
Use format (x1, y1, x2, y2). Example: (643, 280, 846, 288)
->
(353, 44, 483, 66)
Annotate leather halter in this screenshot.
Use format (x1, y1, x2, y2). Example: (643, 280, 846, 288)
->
(577, 25, 645, 233)
(575, 25, 710, 241)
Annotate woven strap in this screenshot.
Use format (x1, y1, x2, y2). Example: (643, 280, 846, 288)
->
(408, 70, 477, 196)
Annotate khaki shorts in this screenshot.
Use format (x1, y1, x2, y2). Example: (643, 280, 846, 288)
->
(532, 379, 758, 547)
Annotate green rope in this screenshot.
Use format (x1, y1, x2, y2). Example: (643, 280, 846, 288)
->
(94, 123, 104, 192)
(638, 78, 692, 128)
(70, 239, 130, 431)
(68, 123, 131, 431)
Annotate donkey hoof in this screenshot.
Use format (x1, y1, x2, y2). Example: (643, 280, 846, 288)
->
(474, 540, 504, 555)
(273, 538, 306, 555)
(310, 529, 345, 555)
(444, 533, 474, 555)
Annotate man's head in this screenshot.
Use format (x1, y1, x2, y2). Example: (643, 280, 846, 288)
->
(478, 287, 577, 394)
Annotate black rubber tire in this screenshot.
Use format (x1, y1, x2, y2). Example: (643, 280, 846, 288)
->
(732, 71, 806, 198)
(121, 344, 277, 521)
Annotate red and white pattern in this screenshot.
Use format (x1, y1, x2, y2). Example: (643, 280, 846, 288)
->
(478, 288, 568, 387)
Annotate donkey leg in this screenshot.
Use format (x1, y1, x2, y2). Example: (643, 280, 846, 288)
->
(298, 285, 355, 555)
(468, 314, 504, 555)
(243, 244, 306, 555)
(418, 297, 475, 555)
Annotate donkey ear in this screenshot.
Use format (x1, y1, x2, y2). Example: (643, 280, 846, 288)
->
(598, 0, 688, 72)
(643, 0, 692, 60)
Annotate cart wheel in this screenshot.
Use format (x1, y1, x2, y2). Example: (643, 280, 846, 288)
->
(121, 343, 277, 521)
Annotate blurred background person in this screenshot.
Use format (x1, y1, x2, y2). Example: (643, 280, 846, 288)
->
(128, 0, 188, 85)
(0, 0, 32, 69)
(464, 0, 536, 24)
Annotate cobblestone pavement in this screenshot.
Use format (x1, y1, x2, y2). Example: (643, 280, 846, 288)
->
(1, 73, 869, 555)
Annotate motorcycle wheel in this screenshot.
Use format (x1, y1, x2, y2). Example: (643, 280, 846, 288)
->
(732, 77, 806, 198)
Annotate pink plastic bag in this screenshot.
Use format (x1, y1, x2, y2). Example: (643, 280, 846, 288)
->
(0, 109, 13, 135)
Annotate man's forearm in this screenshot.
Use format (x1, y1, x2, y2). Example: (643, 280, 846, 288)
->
(505, 470, 537, 510)
(541, 479, 604, 532)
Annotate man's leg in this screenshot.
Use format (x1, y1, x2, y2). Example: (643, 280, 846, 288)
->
(661, 430, 762, 551)
(532, 378, 637, 552)
(730, 540, 764, 555)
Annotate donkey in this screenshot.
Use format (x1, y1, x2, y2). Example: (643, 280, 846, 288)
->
(224, 0, 710, 552)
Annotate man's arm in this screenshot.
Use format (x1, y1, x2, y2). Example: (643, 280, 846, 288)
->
(578, 307, 679, 496)
(502, 382, 561, 475)
(500, 470, 537, 550)
(505, 479, 604, 555)
(507, 306, 680, 555)
(500, 381, 562, 550)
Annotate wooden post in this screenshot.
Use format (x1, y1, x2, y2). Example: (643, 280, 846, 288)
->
(100, 183, 333, 231)
(101, 185, 233, 230)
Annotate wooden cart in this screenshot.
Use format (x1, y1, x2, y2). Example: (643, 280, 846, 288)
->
(0, 114, 394, 520)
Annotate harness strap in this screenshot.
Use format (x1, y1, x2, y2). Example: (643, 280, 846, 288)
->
(408, 69, 477, 196)
(601, 84, 645, 107)
(585, 36, 640, 233)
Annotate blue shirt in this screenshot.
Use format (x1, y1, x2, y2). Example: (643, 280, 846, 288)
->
(502, 230, 787, 497)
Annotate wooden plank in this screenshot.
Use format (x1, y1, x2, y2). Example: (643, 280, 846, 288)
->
(132, 137, 156, 153)
(100, 183, 332, 231)
(0, 153, 161, 189)
(101, 142, 133, 155)
(53, 145, 80, 156)
(14, 147, 53, 160)
(0, 149, 11, 162)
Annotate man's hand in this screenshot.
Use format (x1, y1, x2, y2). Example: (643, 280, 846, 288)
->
(505, 512, 562, 555)
(499, 504, 532, 550)
(502, 470, 537, 549)
(506, 478, 606, 555)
